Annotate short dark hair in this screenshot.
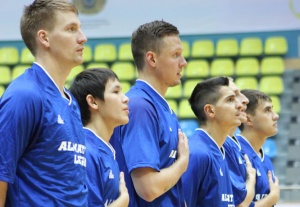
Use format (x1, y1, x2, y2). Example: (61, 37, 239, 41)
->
(20, 0, 78, 56)
(69, 68, 119, 126)
(238, 89, 272, 131)
(131, 20, 179, 70)
(188, 77, 229, 125)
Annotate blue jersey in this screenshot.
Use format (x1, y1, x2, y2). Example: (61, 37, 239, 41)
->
(84, 128, 120, 206)
(110, 80, 185, 207)
(236, 135, 276, 202)
(0, 63, 87, 207)
(223, 136, 255, 207)
(182, 129, 234, 207)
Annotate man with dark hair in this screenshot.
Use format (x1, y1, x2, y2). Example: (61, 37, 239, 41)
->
(0, 0, 87, 206)
(182, 76, 242, 207)
(236, 89, 280, 206)
(110, 20, 189, 207)
(70, 68, 129, 207)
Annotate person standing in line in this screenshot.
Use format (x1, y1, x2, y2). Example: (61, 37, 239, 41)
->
(236, 89, 280, 207)
(69, 68, 129, 207)
(182, 76, 242, 207)
(223, 79, 257, 207)
(110, 20, 189, 207)
(0, 0, 88, 206)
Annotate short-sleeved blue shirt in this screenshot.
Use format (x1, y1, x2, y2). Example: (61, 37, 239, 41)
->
(110, 80, 185, 207)
(0, 63, 87, 206)
(237, 134, 276, 203)
(182, 129, 234, 207)
(223, 136, 255, 206)
(84, 128, 120, 206)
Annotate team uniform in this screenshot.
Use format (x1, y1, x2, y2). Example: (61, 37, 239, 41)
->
(110, 80, 185, 207)
(84, 128, 120, 206)
(182, 129, 235, 207)
(236, 134, 276, 204)
(0, 63, 87, 207)
(223, 136, 255, 207)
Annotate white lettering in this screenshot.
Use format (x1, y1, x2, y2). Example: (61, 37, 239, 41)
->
(255, 194, 268, 201)
(58, 141, 86, 154)
(58, 141, 67, 151)
(222, 194, 234, 202)
(74, 155, 86, 167)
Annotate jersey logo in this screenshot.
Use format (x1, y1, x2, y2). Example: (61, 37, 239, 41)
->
(169, 150, 177, 158)
(169, 127, 172, 131)
(238, 156, 243, 164)
(257, 169, 261, 176)
(57, 114, 65, 124)
(109, 169, 114, 179)
(220, 168, 223, 176)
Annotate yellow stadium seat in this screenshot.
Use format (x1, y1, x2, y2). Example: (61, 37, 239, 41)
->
(0, 47, 19, 65)
(235, 77, 258, 90)
(20, 47, 34, 64)
(165, 84, 182, 99)
(183, 79, 203, 98)
(0, 85, 5, 97)
(270, 95, 281, 114)
(235, 57, 259, 76)
(210, 58, 234, 77)
(0, 66, 11, 84)
(83, 45, 92, 63)
(94, 43, 117, 62)
(120, 81, 131, 94)
(118, 42, 133, 61)
(216, 38, 238, 57)
(185, 60, 209, 78)
(191, 39, 214, 58)
(240, 37, 263, 56)
(181, 40, 190, 59)
(166, 99, 178, 114)
(259, 76, 284, 95)
(12, 65, 30, 80)
(111, 61, 135, 81)
(66, 65, 84, 83)
(261, 56, 284, 75)
(178, 99, 196, 119)
(86, 62, 109, 69)
(264, 36, 288, 55)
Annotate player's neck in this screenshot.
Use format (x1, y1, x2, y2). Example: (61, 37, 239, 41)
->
(202, 124, 230, 148)
(240, 130, 266, 154)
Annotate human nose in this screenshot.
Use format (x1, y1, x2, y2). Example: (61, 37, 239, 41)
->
(181, 57, 187, 68)
(78, 29, 87, 44)
(123, 94, 129, 104)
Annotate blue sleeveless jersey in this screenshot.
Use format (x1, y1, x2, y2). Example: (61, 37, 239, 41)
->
(182, 129, 234, 207)
(0, 63, 87, 206)
(110, 80, 185, 207)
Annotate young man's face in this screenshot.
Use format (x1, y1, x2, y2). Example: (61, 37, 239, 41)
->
(249, 100, 279, 138)
(212, 86, 243, 130)
(46, 10, 87, 68)
(154, 35, 187, 88)
(98, 78, 129, 128)
(229, 81, 249, 123)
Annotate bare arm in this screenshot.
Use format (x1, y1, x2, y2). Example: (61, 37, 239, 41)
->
(254, 171, 280, 207)
(237, 154, 256, 207)
(0, 181, 7, 207)
(108, 172, 129, 207)
(131, 130, 189, 202)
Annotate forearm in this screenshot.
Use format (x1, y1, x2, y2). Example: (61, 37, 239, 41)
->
(254, 194, 278, 207)
(237, 178, 255, 207)
(108, 193, 129, 207)
(131, 158, 187, 202)
(0, 181, 8, 207)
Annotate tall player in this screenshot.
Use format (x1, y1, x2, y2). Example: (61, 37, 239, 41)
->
(70, 68, 129, 207)
(0, 0, 88, 206)
(236, 89, 280, 206)
(110, 20, 189, 207)
(182, 76, 242, 207)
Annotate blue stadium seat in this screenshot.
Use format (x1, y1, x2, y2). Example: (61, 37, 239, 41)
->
(179, 119, 199, 138)
(262, 139, 277, 159)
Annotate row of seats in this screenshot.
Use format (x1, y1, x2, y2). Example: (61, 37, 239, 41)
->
(0, 55, 284, 86)
(0, 36, 287, 65)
